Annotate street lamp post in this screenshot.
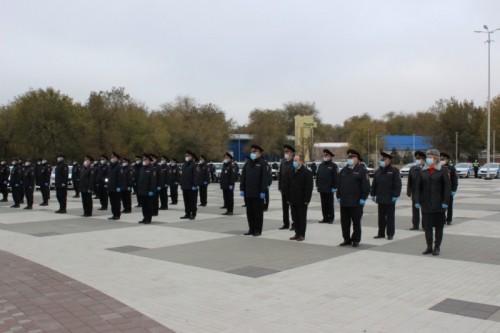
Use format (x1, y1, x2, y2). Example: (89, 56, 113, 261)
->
(475, 25, 500, 180)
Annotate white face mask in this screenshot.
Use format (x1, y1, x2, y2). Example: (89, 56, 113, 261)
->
(284, 153, 290, 160)
(122, 162, 128, 167)
(135, 159, 141, 164)
(25, 162, 31, 167)
(57, 157, 63, 162)
(83, 161, 89, 167)
(185, 157, 191, 163)
(12, 161, 16, 165)
(101, 159, 106, 164)
(161, 160, 167, 165)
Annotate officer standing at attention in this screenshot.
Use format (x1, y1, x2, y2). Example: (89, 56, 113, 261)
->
(198, 155, 210, 207)
(310, 161, 318, 179)
(138, 154, 157, 224)
(34, 159, 43, 192)
(54, 154, 69, 214)
(180, 150, 201, 220)
(240, 145, 272, 236)
(0, 159, 10, 202)
(97, 155, 109, 210)
(414, 149, 451, 256)
(278, 145, 295, 230)
(23, 160, 35, 210)
(316, 149, 339, 224)
(149, 154, 161, 216)
(106, 152, 123, 220)
(287, 155, 313, 241)
(472, 159, 480, 178)
(337, 149, 370, 247)
(407, 151, 425, 230)
(440, 152, 458, 225)
(133, 155, 143, 207)
(72, 160, 81, 198)
(168, 158, 180, 205)
(80, 156, 96, 217)
(120, 158, 133, 213)
(39, 158, 51, 206)
(158, 156, 170, 210)
(220, 152, 238, 216)
(371, 151, 402, 240)
(10, 158, 23, 208)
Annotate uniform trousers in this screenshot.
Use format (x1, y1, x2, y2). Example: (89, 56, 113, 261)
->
(446, 196, 454, 222)
(98, 185, 108, 209)
(41, 185, 50, 204)
(121, 190, 132, 212)
(222, 189, 234, 212)
(140, 195, 153, 222)
(246, 197, 264, 234)
(182, 189, 198, 217)
(73, 181, 80, 196)
(281, 193, 291, 227)
(24, 186, 34, 207)
(199, 184, 208, 205)
(377, 203, 395, 237)
(0, 183, 8, 201)
(153, 192, 159, 215)
(264, 190, 269, 210)
(12, 186, 21, 206)
(109, 191, 121, 218)
(291, 204, 308, 237)
(411, 196, 421, 229)
(423, 211, 445, 248)
(340, 206, 363, 243)
(56, 187, 67, 211)
(134, 185, 142, 206)
(19, 186, 25, 203)
(320, 192, 334, 222)
(170, 185, 178, 204)
(81, 191, 93, 216)
(159, 188, 169, 209)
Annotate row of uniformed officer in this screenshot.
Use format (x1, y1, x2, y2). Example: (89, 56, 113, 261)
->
(220, 152, 238, 215)
(316, 149, 339, 223)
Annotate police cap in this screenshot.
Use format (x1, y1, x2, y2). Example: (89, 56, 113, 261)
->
(414, 151, 426, 159)
(283, 145, 296, 153)
(250, 144, 264, 152)
(323, 149, 334, 157)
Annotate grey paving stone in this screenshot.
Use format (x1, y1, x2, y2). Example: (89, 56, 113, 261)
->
(430, 298, 500, 320)
(226, 266, 280, 278)
(106, 246, 149, 253)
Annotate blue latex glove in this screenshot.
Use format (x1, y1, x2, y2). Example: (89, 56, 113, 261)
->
(203, 181, 208, 185)
(337, 198, 341, 203)
(44, 182, 48, 186)
(127, 187, 131, 191)
(441, 203, 448, 209)
(267, 185, 270, 189)
(370, 196, 376, 202)
(2, 181, 6, 184)
(229, 185, 233, 190)
(415, 203, 421, 209)
(359, 199, 366, 206)
(331, 188, 337, 193)
(240, 191, 245, 197)
(147, 191, 154, 197)
(175, 182, 179, 185)
(104, 184, 108, 188)
(260, 192, 265, 199)
(14, 184, 19, 187)
(87, 189, 92, 193)
(116, 187, 121, 193)
(61, 183, 66, 187)
(391, 197, 397, 203)
(191, 186, 198, 191)
(451, 191, 456, 197)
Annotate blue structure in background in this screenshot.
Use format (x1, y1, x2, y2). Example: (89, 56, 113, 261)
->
(228, 134, 251, 162)
(381, 135, 432, 152)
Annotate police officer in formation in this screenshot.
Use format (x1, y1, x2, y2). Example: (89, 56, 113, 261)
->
(240, 145, 271, 236)
(406, 151, 425, 230)
(22, 159, 35, 210)
(180, 150, 201, 220)
(80, 156, 96, 217)
(198, 155, 210, 207)
(168, 158, 180, 205)
(54, 154, 69, 214)
(121, 158, 133, 214)
(106, 152, 123, 220)
(278, 145, 295, 230)
(96, 155, 109, 210)
(72, 160, 81, 198)
(0, 159, 10, 202)
(39, 158, 52, 206)
(337, 149, 370, 247)
(158, 156, 170, 210)
(287, 154, 313, 241)
(414, 149, 451, 256)
(316, 149, 338, 224)
(133, 155, 143, 207)
(220, 152, 238, 216)
(137, 154, 157, 224)
(34, 159, 43, 194)
(440, 152, 458, 225)
(10, 158, 23, 207)
(370, 151, 402, 240)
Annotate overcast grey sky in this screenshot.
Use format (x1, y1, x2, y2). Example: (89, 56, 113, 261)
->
(1, 0, 499, 125)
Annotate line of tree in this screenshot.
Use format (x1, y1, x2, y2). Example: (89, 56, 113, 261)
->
(0, 87, 499, 162)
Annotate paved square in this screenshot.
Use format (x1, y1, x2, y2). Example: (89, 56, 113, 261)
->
(1, 177, 500, 333)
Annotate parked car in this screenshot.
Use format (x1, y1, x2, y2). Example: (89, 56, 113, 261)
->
(400, 163, 414, 177)
(454, 162, 473, 178)
(478, 163, 500, 179)
(361, 162, 374, 177)
(50, 165, 74, 189)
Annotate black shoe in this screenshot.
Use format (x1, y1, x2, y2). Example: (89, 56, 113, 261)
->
(387, 236, 393, 240)
(98, 207, 107, 210)
(222, 212, 233, 216)
(252, 232, 261, 237)
(39, 202, 48, 206)
(143, 221, 151, 224)
(432, 247, 440, 256)
(318, 219, 329, 223)
(108, 216, 120, 220)
(54, 210, 61, 213)
(243, 231, 253, 236)
(81, 214, 91, 217)
(241, 205, 246, 207)
(152, 213, 158, 216)
(220, 206, 227, 209)
(279, 225, 289, 230)
(138, 220, 146, 224)
(73, 195, 80, 198)
(23, 206, 33, 210)
(446, 221, 452, 225)
(290, 226, 295, 231)
(123, 210, 131, 214)
(189, 215, 196, 220)
(0, 199, 7, 202)
(352, 242, 359, 248)
(373, 235, 385, 239)
(339, 241, 352, 246)
(135, 205, 142, 208)
(11, 205, 20, 208)
(422, 247, 433, 255)
(56, 210, 67, 214)
(170, 202, 177, 205)
(180, 215, 190, 219)
(198, 204, 207, 207)
(409, 227, 419, 230)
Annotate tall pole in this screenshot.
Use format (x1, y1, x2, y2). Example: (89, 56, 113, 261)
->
(475, 25, 500, 179)
(455, 132, 458, 164)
